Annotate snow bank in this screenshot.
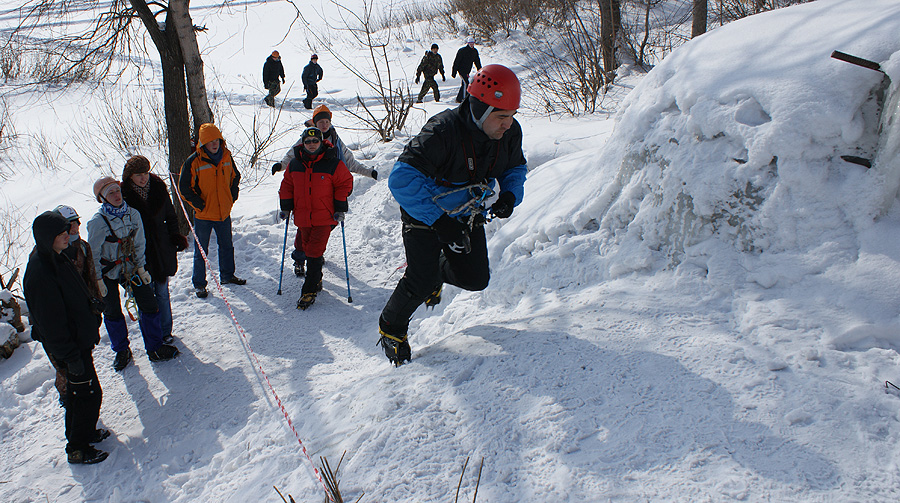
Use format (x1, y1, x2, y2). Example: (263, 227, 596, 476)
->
(496, 0, 900, 280)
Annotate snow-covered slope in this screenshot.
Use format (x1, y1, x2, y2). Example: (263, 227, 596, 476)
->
(3, 0, 900, 501)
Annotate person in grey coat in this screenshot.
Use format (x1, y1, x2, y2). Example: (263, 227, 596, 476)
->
(87, 176, 178, 372)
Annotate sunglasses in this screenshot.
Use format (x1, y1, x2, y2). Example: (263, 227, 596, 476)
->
(303, 139, 321, 145)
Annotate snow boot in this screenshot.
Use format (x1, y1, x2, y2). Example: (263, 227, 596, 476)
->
(222, 275, 247, 285)
(90, 429, 111, 444)
(67, 446, 108, 464)
(424, 284, 443, 309)
(297, 292, 317, 310)
(112, 348, 132, 372)
(195, 286, 208, 299)
(378, 329, 411, 367)
(148, 344, 179, 362)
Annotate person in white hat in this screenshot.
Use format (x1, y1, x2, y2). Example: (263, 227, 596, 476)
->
(451, 36, 482, 103)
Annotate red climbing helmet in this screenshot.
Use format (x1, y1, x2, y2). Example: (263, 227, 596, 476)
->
(467, 64, 521, 111)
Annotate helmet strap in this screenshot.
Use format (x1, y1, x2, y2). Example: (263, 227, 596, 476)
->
(471, 104, 495, 131)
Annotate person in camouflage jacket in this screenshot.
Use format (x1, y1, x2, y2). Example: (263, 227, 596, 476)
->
(415, 44, 445, 103)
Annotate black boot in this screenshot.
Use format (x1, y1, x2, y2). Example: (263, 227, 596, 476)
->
(378, 329, 411, 367)
(293, 260, 305, 277)
(90, 429, 111, 443)
(112, 348, 132, 372)
(424, 284, 443, 309)
(297, 292, 317, 310)
(148, 344, 179, 362)
(67, 446, 109, 464)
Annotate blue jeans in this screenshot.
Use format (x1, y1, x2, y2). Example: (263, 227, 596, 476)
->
(192, 217, 235, 288)
(151, 279, 173, 336)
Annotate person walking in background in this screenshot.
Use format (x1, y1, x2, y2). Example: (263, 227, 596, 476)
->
(179, 123, 246, 298)
(44, 205, 102, 407)
(451, 36, 482, 103)
(302, 54, 323, 109)
(24, 211, 110, 464)
(416, 43, 446, 103)
(272, 104, 376, 276)
(121, 155, 188, 345)
(88, 177, 179, 371)
(378, 65, 526, 366)
(278, 127, 353, 310)
(263, 50, 285, 107)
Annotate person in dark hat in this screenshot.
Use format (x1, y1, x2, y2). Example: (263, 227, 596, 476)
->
(415, 43, 446, 103)
(278, 127, 353, 310)
(302, 53, 323, 109)
(272, 104, 377, 277)
(263, 50, 286, 107)
(121, 155, 188, 346)
(24, 211, 110, 464)
(43, 204, 101, 407)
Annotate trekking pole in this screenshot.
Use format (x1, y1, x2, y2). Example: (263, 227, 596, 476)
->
(277, 213, 290, 295)
(340, 221, 352, 303)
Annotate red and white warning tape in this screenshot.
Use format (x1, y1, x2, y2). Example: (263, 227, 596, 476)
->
(169, 172, 333, 501)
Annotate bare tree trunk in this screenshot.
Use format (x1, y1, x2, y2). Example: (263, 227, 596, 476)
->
(692, 0, 708, 38)
(168, 0, 213, 132)
(129, 0, 194, 232)
(599, 0, 617, 84)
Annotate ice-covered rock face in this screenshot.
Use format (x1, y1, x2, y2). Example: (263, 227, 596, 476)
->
(590, 0, 900, 271)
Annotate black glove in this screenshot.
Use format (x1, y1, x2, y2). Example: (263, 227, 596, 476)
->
(272, 162, 282, 175)
(371, 169, 378, 180)
(278, 211, 289, 220)
(432, 214, 471, 254)
(491, 191, 516, 219)
(333, 212, 345, 222)
(171, 233, 188, 252)
(67, 358, 85, 377)
(442, 75, 446, 82)
(281, 77, 285, 84)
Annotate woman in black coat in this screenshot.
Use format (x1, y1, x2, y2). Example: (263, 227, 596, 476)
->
(121, 155, 187, 344)
(23, 211, 109, 464)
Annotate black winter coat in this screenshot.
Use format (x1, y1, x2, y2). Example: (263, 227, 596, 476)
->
(23, 224, 101, 367)
(302, 62, 323, 89)
(263, 55, 285, 85)
(397, 96, 526, 185)
(122, 174, 181, 282)
(451, 46, 481, 77)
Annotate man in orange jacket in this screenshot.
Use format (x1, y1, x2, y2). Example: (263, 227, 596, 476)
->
(179, 123, 246, 298)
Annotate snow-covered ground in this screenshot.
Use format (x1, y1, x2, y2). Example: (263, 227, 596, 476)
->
(3, 0, 900, 501)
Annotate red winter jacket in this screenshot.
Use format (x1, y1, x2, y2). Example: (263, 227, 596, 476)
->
(279, 141, 353, 227)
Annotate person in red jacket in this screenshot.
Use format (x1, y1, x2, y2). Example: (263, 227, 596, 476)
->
(278, 127, 353, 310)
